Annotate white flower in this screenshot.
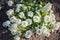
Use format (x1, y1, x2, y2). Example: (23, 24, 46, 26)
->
(15, 19, 21, 25)
(18, 12, 25, 18)
(6, 9, 14, 17)
(53, 22, 60, 30)
(41, 26, 50, 37)
(15, 4, 22, 12)
(23, 6, 27, 10)
(50, 18, 56, 24)
(10, 17, 21, 25)
(50, 13, 55, 19)
(15, 8, 20, 12)
(10, 16, 17, 23)
(21, 21, 28, 27)
(8, 27, 17, 35)
(36, 28, 42, 35)
(14, 35, 20, 40)
(11, 23, 18, 29)
(44, 3, 52, 11)
(7, 0, 14, 6)
(50, 13, 56, 24)
(44, 31, 50, 37)
(26, 19, 32, 25)
(33, 16, 41, 23)
(40, 26, 48, 33)
(2, 20, 10, 27)
(25, 30, 32, 38)
(16, 4, 22, 9)
(16, 31, 22, 36)
(27, 11, 34, 17)
(44, 15, 50, 23)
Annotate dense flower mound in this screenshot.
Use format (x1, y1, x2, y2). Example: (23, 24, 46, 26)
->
(2, 0, 60, 40)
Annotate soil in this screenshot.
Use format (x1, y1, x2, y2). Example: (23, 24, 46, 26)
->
(0, 0, 60, 40)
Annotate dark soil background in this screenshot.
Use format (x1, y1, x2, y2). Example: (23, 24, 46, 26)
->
(0, 0, 60, 40)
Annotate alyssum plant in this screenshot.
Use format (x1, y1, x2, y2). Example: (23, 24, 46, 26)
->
(2, 0, 60, 40)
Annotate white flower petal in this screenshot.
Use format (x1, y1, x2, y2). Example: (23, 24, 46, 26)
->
(26, 19, 32, 25)
(16, 4, 22, 9)
(10, 16, 17, 23)
(16, 19, 21, 25)
(50, 13, 56, 24)
(36, 28, 42, 35)
(19, 12, 25, 18)
(33, 16, 41, 23)
(21, 21, 28, 27)
(53, 22, 60, 30)
(8, 27, 17, 35)
(14, 35, 20, 40)
(6, 9, 14, 17)
(7, 0, 14, 6)
(2, 20, 10, 27)
(10, 23, 18, 29)
(25, 30, 32, 38)
(15, 4, 22, 12)
(28, 11, 34, 17)
(15, 8, 20, 12)
(44, 15, 50, 23)
(44, 3, 52, 11)
(44, 31, 50, 37)
(41, 26, 48, 33)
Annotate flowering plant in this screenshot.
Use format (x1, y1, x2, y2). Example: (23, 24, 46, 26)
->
(2, 0, 60, 40)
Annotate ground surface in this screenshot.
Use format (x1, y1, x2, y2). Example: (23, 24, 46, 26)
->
(0, 0, 60, 40)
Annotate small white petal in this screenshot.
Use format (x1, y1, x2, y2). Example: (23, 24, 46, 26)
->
(26, 19, 32, 25)
(44, 15, 50, 23)
(25, 30, 32, 38)
(53, 22, 60, 30)
(50, 13, 56, 24)
(15, 8, 20, 12)
(41, 26, 48, 33)
(36, 28, 42, 35)
(7, 0, 14, 6)
(10, 16, 17, 23)
(33, 16, 41, 23)
(27, 11, 34, 17)
(23, 6, 27, 10)
(16, 19, 21, 25)
(16, 31, 22, 36)
(6, 9, 14, 17)
(16, 4, 22, 9)
(8, 27, 17, 35)
(19, 12, 25, 18)
(41, 26, 50, 37)
(2, 20, 10, 27)
(10, 23, 18, 29)
(14, 35, 20, 40)
(21, 21, 28, 27)
(44, 31, 50, 37)
(44, 3, 52, 11)
(15, 4, 22, 12)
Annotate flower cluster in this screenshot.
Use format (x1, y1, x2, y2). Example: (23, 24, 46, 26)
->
(2, 0, 60, 40)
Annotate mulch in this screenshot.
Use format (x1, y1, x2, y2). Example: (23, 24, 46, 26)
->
(0, 0, 60, 40)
